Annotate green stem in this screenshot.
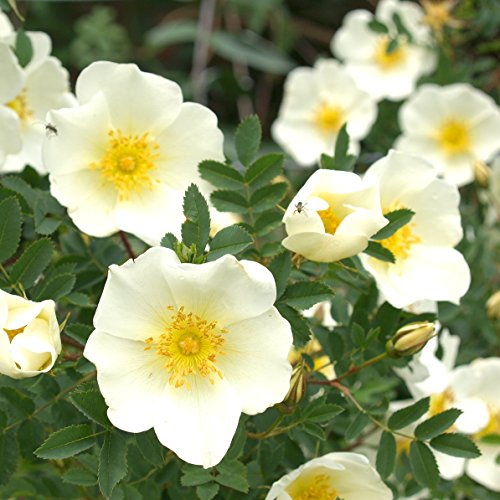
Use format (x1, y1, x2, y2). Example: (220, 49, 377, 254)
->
(247, 413, 285, 440)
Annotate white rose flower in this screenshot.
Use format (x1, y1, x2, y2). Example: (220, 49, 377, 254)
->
(282, 169, 387, 262)
(0, 9, 14, 38)
(361, 150, 471, 308)
(0, 290, 61, 379)
(0, 25, 75, 174)
(266, 452, 392, 499)
(43, 61, 224, 246)
(394, 83, 500, 186)
(84, 247, 293, 468)
(331, 0, 436, 101)
(271, 59, 377, 166)
(209, 208, 241, 238)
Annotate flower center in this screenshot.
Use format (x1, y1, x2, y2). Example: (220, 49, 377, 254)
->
(6, 89, 33, 128)
(475, 407, 500, 439)
(314, 103, 344, 134)
(436, 119, 470, 155)
(374, 36, 407, 70)
(145, 306, 227, 390)
(422, 0, 455, 32)
(318, 206, 341, 235)
(430, 389, 455, 416)
(90, 129, 160, 201)
(286, 473, 339, 500)
(3, 326, 25, 343)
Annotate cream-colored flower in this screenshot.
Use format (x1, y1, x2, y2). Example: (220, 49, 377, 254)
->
(331, 0, 436, 101)
(282, 169, 387, 262)
(271, 59, 377, 166)
(43, 61, 224, 245)
(0, 24, 75, 173)
(209, 208, 241, 238)
(394, 83, 500, 186)
(266, 452, 392, 499)
(491, 156, 500, 211)
(0, 290, 61, 379)
(84, 247, 293, 468)
(361, 150, 470, 308)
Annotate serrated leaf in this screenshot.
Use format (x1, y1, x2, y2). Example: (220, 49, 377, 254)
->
(99, 432, 128, 498)
(373, 208, 415, 241)
(268, 251, 291, 299)
(345, 411, 370, 440)
(305, 403, 343, 424)
(64, 323, 92, 344)
(180, 465, 213, 487)
(196, 483, 220, 500)
(0, 430, 19, 485)
(281, 281, 333, 310)
(388, 398, 430, 430)
(181, 183, 211, 252)
(430, 433, 481, 458)
(10, 238, 53, 288)
(160, 232, 178, 250)
(1, 175, 36, 207)
(0, 196, 22, 262)
(35, 273, 76, 301)
(211, 190, 248, 213)
(15, 29, 33, 67)
(135, 429, 165, 466)
(276, 303, 311, 347)
(235, 115, 261, 166)
(300, 421, 326, 440)
(18, 418, 44, 458)
(244, 153, 284, 190)
(254, 210, 283, 236)
(35, 424, 97, 459)
(363, 241, 395, 263)
(249, 182, 287, 214)
(199, 160, 244, 190)
(376, 432, 397, 479)
(215, 460, 249, 493)
(70, 389, 111, 428)
(415, 409, 462, 440)
(207, 225, 252, 261)
(0, 387, 35, 418)
(409, 441, 439, 488)
(62, 468, 98, 486)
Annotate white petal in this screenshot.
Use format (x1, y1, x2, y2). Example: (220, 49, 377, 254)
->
(25, 31, 52, 69)
(217, 308, 292, 415)
(470, 110, 500, 161)
(435, 450, 465, 480)
(0, 11, 14, 37)
(466, 443, 500, 492)
(1, 291, 43, 330)
(0, 41, 23, 102)
(76, 61, 183, 133)
(93, 247, 180, 341)
(154, 376, 241, 468)
(0, 106, 21, 164)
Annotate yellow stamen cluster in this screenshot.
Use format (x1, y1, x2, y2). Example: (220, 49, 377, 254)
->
(380, 205, 421, 261)
(145, 306, 226, 390)
(314, 103, 344, 134)
(3, 326, 25, 343)
(90, 129, 160, 201)
(318, 206, 342, 236)
(7, 89, 33, 128)
(475, 407, 500, 440)
(287, 473, 339, 500)
(422, 0, 459, 35)
(436, 119, 471, 155)
(374, 36, 407, 70)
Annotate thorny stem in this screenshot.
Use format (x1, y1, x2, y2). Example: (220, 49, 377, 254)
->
(119, 230, 136, 260)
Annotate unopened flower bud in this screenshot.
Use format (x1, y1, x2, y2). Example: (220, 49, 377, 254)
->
(386, 321, 436, 358)
(278, 360, 307, 413)
(474, 161, 491, 188)
(486, 291, 500, 320)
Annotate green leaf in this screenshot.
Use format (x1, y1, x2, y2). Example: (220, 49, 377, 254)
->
(415, 409, 462, 440)
(199, 160, 244, 190)
(368, 19, 389, 34)
(181, 183, 211, 252)
(15, 29, 33, 67)
(268, 251, 292, 299)
(0, 429, 19, 485)
(304, 403, 343, 424)
(300, 421, 326, 440)
(1, 175, 36, 207)
(64, 322, 92, 344)
(345, 411, 370, 440)
(373, 208, 415, 240)
(376, 432, 397, 479)
(10, 238, 54, 288)
(392, 12, 413, 42)
(480, 433, 500, 445)
(196, 483, 220, 500)
(0, 196, 22, 262)
(70, 389, 111, 428)
(99, 432, 128, 498)
(135, 429, 165, 466)
(62, 468, 98, 486)
(211, 190, 248, 214)
(207, 225, 252, 261)
(249, 182, 287, 214)
(145, 20, 198, 49)
(363, 241, 395, 263)
(409, 441, 439, 488)
(244, 153, 284, 190)
(276, 303, 311, 347)
(35, 424, 97, 459)
(215, 459, 249, 493)
(386, 37, 399, 54)
(254, 210, 283, 236)
(430, 433, 481, 458)
(180, 465, 213, 487)
(282, 281, 333, 310)
(320, 153, 335, 170)
(388, 397, 430, 430)
(35, 273, 76, 301)
(160, 232, 178, 250)
(234, 115, 261, 166)
(0, 387, 35, 418)
(18, 418, 44, 458)
(334, 123, 349, 164)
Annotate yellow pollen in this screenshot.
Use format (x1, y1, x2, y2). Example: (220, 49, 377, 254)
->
(90, 129, 160, 201)
(374, 36, 407, 70)
(287, 473, 339, 500)
(474, 407, 500, 440)
(436, 119, 471, 155)
(318, 206, 341, 236)
(314, 103, 344, 134)
(144, 306, 226, 390)
(3, 326, 25, 343)
(380, 205, 421, 261)
(6, 89, 33, 128)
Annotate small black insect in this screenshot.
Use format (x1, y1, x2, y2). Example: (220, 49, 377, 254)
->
(293, 201, 308, 215)
(45, 122, 58, 137)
